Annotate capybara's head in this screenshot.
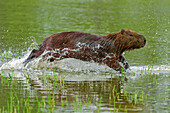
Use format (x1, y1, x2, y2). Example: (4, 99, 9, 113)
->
(110, 29, 146, 54)
(120, 29, 146, 49)
(106, 29, 146, 55)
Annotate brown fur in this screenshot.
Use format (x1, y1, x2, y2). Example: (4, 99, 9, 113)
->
(24, 29, 146, 72)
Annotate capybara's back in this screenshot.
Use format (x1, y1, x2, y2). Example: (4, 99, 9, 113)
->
(41, 32, 105, 50)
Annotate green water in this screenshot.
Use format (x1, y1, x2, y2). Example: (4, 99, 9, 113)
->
(0, 0, 169, 66)
(0, 0, 170, 112)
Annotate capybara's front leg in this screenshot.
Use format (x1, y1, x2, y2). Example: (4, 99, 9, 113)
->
(103, 56, 123, 72)
(106, 60, 123, 72)
(119, 56, 129, 70)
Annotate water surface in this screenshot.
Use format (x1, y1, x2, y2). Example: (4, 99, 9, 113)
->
(0, 0, 170, 112)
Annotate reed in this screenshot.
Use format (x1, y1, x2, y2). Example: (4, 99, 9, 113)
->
(0, 66, 168, 113)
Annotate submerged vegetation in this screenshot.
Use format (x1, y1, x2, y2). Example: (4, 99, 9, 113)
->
(0, 61, 169, 113)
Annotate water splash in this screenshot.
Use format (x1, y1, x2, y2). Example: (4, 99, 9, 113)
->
(128, 65, 170, 75)
(0, 49, 170, 76)
(0, 51, 30, 70)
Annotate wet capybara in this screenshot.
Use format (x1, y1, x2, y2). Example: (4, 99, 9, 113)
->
(24, 29, 146, 72)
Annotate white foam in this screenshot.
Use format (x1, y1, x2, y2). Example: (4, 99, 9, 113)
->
(55, 58, 112, 72)
(128, 65, 170, 75)
(0, 49, 170, 76)
(0, 51, 31, 70)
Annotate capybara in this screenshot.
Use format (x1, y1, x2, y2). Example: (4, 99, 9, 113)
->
(24, 29, 146, 72)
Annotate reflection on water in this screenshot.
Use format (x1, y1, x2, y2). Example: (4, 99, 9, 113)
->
(0, 63, 170, 112)
(0, 70, 145, 112)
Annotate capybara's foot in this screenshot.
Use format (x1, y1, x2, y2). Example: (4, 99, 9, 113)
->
(119, 56, 129, 71)
(123, 62, 129, 70)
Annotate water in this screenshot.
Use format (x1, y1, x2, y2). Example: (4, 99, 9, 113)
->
(0, 0, 170, 112)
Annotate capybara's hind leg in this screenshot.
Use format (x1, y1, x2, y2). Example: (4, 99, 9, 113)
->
(23, 49, 39, 65)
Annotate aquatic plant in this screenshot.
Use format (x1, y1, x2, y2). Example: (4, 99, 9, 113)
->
(0, 65, 169, 113)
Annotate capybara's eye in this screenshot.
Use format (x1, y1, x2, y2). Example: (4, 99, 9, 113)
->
(129, 34, 133, 37)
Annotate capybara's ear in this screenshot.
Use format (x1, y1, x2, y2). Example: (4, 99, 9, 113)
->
(121, 29, 125, 35)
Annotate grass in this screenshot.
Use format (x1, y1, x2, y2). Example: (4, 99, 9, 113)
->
(0, 67, 167, 113)
(0, 51, 169, 113)
(0, 72, 132, 112)
(0, 69, 169, 113)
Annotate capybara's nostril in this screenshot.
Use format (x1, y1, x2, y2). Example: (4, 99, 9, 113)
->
(144, 38, 146, 45)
